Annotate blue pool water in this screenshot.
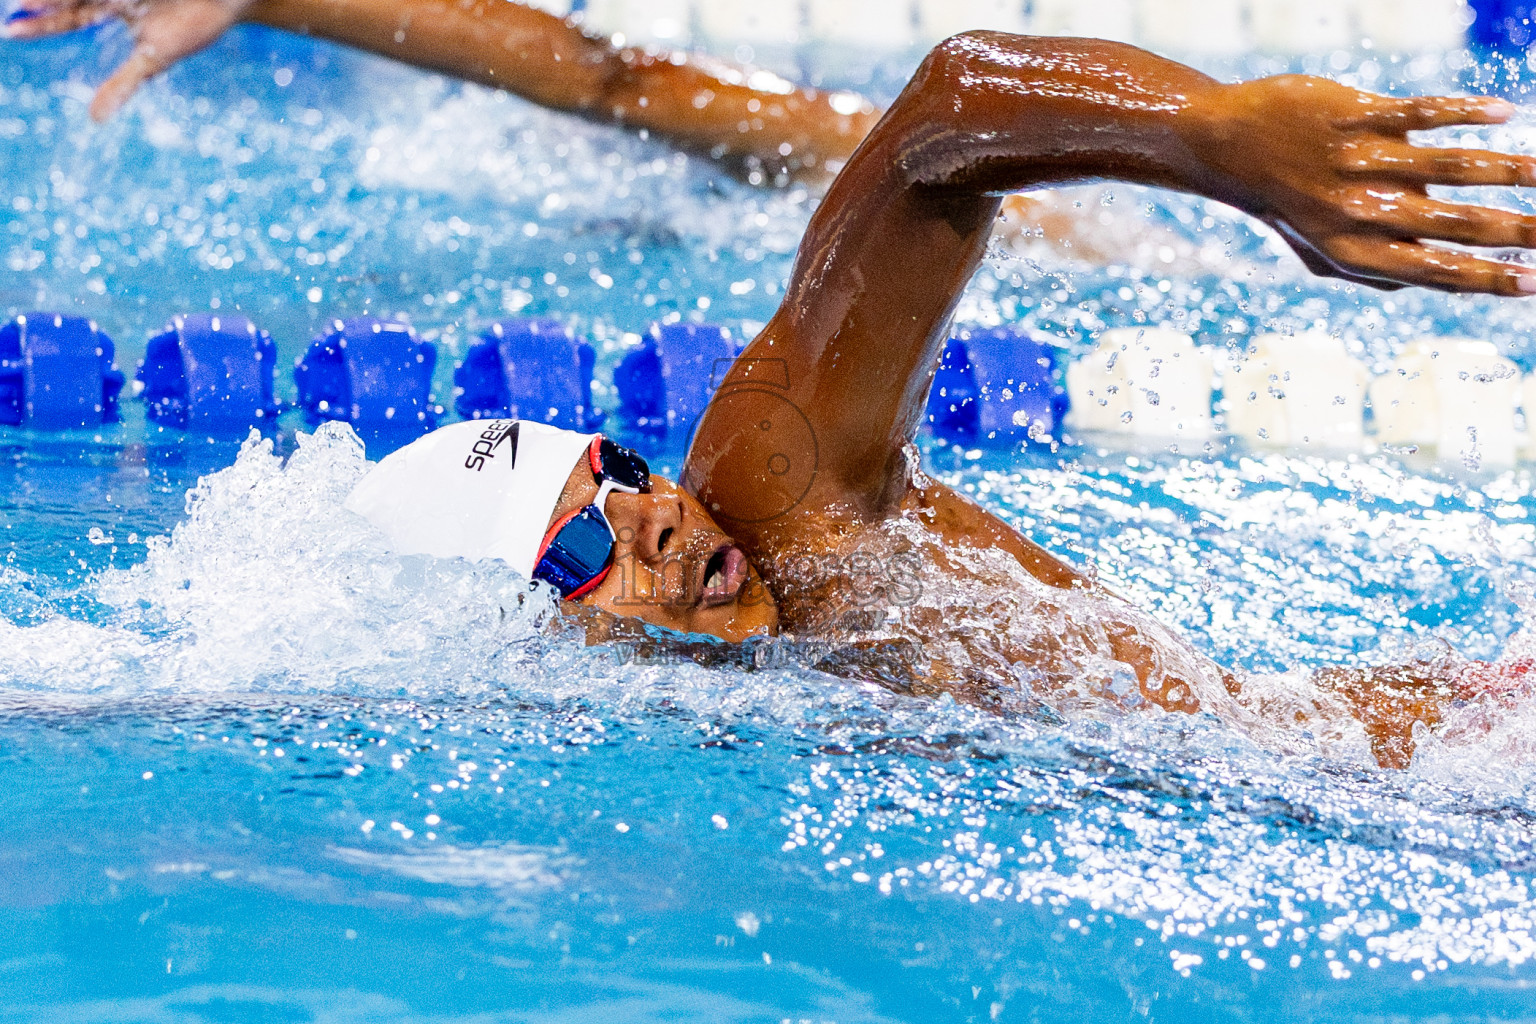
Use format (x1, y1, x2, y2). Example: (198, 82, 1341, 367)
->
(10, 23, 1536, 1023)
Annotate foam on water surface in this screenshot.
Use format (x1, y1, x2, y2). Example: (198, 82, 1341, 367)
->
(9, 429, 1536, 1018)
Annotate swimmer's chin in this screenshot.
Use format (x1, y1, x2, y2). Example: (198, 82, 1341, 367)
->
(563, 603, 778, 652)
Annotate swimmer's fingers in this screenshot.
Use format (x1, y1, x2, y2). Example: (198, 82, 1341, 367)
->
(1334, 95, 1515, 133)
(1348, 192, 1536, 249)
(87, 0, 243, 120)
(3, 0, 121, 38)
(89, 44, 172, 121)
(1336, 140, 1536, 187)
(1323, 235, 1536, 295)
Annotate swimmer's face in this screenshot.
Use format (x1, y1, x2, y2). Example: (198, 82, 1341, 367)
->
(546, 462, 780, 642)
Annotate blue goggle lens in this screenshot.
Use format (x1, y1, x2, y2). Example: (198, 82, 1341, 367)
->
(534, 506, 616, 597)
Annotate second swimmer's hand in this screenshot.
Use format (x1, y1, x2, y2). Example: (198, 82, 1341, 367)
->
(6, 0, 253, 121)
(1182, 75, 1536, 296)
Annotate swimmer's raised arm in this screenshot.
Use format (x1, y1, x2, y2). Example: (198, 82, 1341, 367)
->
(688, 33, 1536, 541)
(6, 0, 879, 177)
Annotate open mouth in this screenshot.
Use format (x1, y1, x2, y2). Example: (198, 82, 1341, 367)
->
(698, 544, 750, 608)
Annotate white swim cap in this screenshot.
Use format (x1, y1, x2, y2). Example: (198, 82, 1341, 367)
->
(345, 419, 598, 577)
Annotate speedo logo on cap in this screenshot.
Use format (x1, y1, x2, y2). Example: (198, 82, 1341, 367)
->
(463, 420, 519, 472)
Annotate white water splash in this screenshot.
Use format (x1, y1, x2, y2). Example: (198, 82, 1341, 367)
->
(0, 425, 564, 697)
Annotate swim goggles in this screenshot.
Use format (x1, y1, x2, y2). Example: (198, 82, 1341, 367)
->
(532, 436, 652, 600)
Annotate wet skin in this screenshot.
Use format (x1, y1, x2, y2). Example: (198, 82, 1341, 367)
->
(18, 2, 1536, 763)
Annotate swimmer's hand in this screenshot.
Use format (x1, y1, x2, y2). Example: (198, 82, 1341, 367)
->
(1184, 76, 1536, 296)
(5, 0, 252, 121)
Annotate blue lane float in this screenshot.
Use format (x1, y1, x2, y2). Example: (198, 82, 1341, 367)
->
(454, 318, 603, 431)
(0, 307, 1065, 446)
(1468, 0, 1536, 49)
(139, 314, 282, 433)
(926, 327, 1067, 445)
(615, 322, 738, 434)
(1463, 0, 1536, 94)
(0, 313, 125, 429)
(294, 318, 438, 431)
(613, 335, 665, 432)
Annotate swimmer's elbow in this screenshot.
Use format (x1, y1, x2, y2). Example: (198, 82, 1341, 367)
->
(911, 32, 984, 93)
(914, 30, 1040, 89)
(866, 34, 1021, 190)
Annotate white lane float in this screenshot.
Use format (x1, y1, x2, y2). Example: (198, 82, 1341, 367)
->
(915, 0, 1030, 42)
(1029, 0, 1140, 43)
(806, 0, 916, 48)
(695, 1, 803, 44)
(576, 0, 1471, 55)
(580, 0, 693, 44)
(1220, 332, 1370, 449)
(1523, 375, 1536, 461)
(1244, 0, 1355, 52)
(1369, 338, 1522, 467)
(1136, 0, 1252, 55)
(1356, 0, 1468, 51)
(1065, 327, 1215, 441)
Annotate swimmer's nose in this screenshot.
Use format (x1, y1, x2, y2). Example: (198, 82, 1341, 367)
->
(608, 492, 684, 564)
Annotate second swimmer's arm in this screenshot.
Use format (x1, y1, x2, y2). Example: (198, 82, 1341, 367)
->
(7, 0, 879, 175)
(246, 0, 879, 175)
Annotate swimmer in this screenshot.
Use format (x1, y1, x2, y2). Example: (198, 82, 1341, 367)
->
(18, 8, 1536, 766)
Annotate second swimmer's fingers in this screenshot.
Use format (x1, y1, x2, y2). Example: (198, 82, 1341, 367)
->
(6, 0, 75, 20)
(3, 0, 117, 38)
(1335, 95, 1515, 133)
(1336, 140, 1536, 187)
(89, 45, 172, 121)
(1327, 235, 1536, 295)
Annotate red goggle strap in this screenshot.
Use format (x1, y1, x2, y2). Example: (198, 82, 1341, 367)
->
(587, 435, 606, 481)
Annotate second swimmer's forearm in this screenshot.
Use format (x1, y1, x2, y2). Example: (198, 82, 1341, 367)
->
(243, 0, 877, 169)
(246, 0, 611, 109)
(598, 54, 879, 172)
